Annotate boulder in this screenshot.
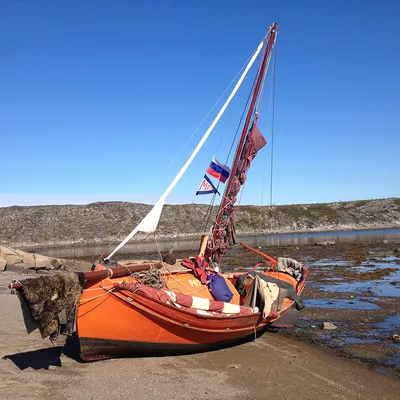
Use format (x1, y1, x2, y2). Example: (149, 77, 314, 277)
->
(0, 256, 6, 271)
(50, 258, 64, 270)
(0, 246, 23, 264)
(4, 263, 28, 273)
(14, 249, 36, 265)
(31, 254, 54, 268)
(0, 245, 63, 270)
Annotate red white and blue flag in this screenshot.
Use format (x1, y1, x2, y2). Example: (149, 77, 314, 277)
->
(196, 175, 220, 196)
(206, 156, 230, 183)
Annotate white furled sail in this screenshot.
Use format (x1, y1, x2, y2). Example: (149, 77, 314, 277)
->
(135, 198, 165, 233)
(106, 38, 266, 261)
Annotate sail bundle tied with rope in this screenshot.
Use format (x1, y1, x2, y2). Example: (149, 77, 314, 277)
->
(211, 122, 267, 263)
(114, 282, 253, 317)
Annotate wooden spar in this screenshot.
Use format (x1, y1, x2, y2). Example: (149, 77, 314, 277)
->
(239, 242, 278, 265)
(198, 234, 209, 256)
(212, 23, 278, 247)
(8, 262, 163, 290)
(84, 263, 163, 281)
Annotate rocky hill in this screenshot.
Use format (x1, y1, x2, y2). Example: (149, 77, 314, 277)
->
(0, 198, 399, 248)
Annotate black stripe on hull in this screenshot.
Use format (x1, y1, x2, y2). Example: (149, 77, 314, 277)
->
(79, 331, 263, 361)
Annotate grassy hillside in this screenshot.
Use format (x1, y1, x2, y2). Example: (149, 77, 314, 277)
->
(0, 198, 399, 248)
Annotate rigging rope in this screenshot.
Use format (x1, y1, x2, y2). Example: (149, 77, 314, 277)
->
(102, 203, 143, 260)
(268, 43, 277, 232)
(259, 42, 277, 234)
(159, 51, 256, 182)
(254, 44, 269, 115)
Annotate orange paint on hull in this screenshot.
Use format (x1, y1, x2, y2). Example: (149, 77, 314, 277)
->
(76, 267, 307, 360)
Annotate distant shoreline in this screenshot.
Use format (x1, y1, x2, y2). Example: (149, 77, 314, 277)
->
(17, 226, 400, 255)
(1, 198, 399, 249)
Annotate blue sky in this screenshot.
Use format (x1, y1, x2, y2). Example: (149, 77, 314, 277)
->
(1, 0, 399, 207)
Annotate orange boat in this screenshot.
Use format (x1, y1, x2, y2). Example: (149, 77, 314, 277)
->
(76, 250, 307, 360)
(10, 22, 309, 361)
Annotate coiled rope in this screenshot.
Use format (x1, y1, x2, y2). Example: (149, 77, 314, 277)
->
(125, 265, 166, 290)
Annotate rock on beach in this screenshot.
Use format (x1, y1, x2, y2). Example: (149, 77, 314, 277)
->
(0, 245, 90, 272)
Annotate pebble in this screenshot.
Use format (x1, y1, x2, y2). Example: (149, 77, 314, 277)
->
(320, 322, 338, 330)
(391, 334, 400, 343)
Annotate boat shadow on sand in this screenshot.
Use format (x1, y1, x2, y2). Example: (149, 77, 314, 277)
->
(3, 327, 281, 370)
(2, 334, 81, 370)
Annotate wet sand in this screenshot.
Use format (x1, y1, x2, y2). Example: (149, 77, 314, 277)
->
(1, 239, 400, 399)
(0, 284, 399, 400)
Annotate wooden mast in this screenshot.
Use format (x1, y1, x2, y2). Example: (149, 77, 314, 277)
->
(210, 22, 278, 260)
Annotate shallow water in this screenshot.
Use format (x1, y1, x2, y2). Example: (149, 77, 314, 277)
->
(316, 257, 400, 297)
(320, 276, 400, 297)
(305, 298, 380, 310)
(387, 353, 400, 366)
(241, 227, 400, 247)
(377, 314, 400, 330)
(308, 260, 349, 268)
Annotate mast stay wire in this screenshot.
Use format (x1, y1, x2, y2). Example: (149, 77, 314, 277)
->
(158, 51, 256, 182)
(268, 41, 277, 233)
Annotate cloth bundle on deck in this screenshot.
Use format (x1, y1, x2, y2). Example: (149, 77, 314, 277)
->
(15, 272, 85, 340)
(237, 272, 304, 311)
(257, 277, 279, 318)
(114, 282, 254, 317)
(243, 276, 281, 319)
(276, 257, 303, 281)
(181, 256, 209, 284)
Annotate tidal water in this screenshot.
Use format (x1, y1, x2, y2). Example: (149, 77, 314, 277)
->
(318, 257, 400, 297)
(34, 227, 400, 259)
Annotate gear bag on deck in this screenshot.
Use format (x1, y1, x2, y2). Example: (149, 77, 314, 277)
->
(208, 272, 233, 302)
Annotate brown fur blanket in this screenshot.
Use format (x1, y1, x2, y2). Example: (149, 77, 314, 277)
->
(16, 272, 85, 340)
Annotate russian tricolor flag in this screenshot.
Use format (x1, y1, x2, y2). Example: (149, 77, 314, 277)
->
(206, 156, 231, 183)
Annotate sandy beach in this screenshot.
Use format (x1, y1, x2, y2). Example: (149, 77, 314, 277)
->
(1, 251, 400, 400)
